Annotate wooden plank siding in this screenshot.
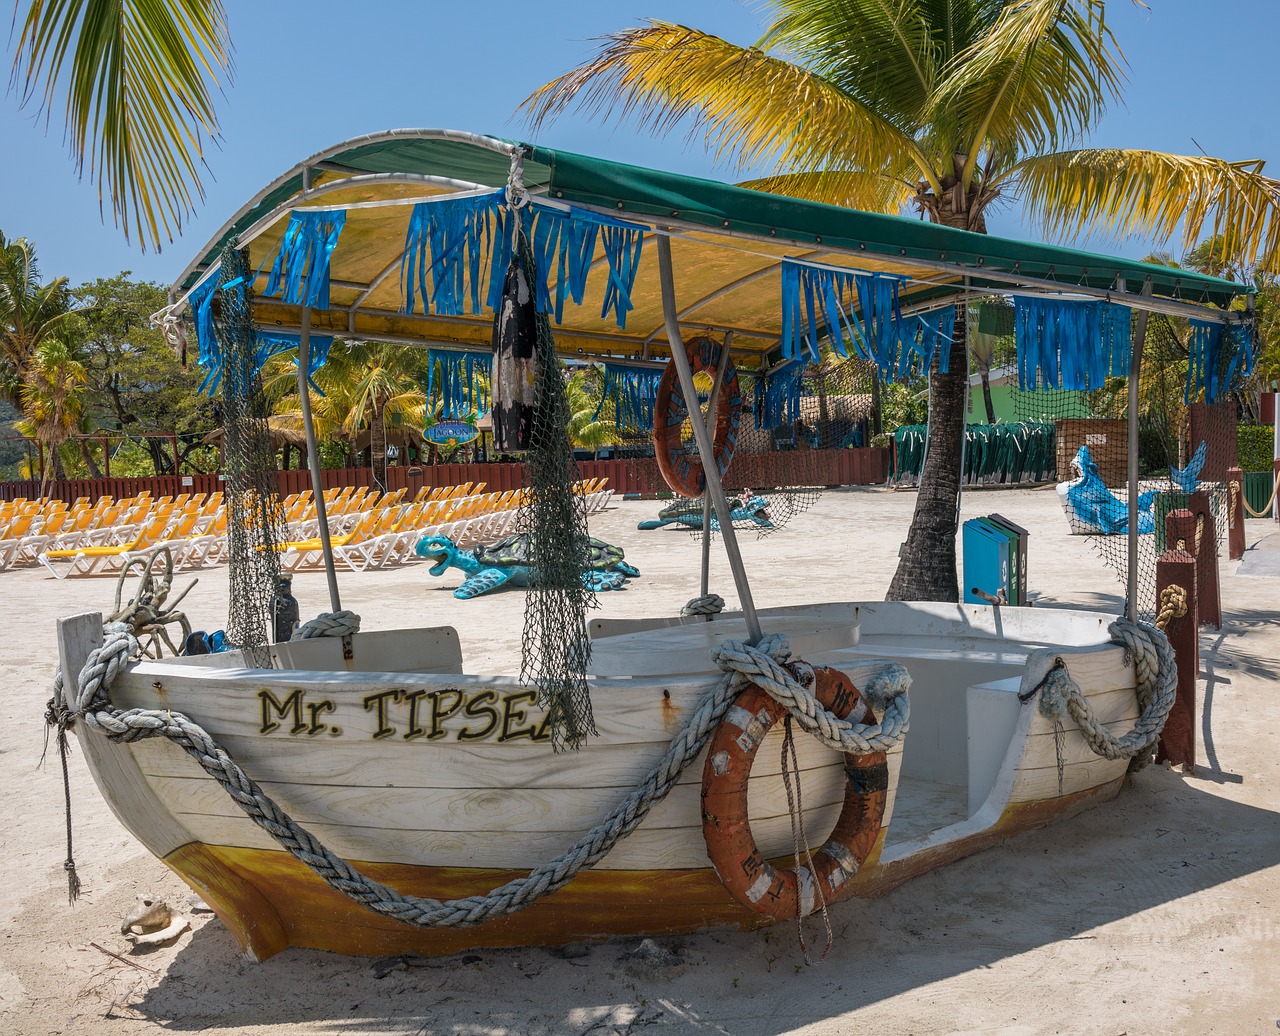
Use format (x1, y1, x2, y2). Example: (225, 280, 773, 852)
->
(1, 448, 890, 505)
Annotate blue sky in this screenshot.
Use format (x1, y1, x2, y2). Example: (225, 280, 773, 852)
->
(2, 0, 1277, 289)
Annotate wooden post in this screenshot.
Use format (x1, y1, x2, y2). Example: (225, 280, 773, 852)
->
(1168, 495, 1221, 629)
(1226, 465, 1245, 560)
(1154, 547, 1198, 769)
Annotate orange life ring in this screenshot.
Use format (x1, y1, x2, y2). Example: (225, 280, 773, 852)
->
(701, 664, 888, 919)
(653, 336, 743, 498)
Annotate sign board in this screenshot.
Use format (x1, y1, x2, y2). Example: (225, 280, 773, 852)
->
(181, 476, 194, 486)
(425, 420, 479, 446)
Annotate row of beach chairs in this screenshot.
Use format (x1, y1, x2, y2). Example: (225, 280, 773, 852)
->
(9, 478, 613, 578)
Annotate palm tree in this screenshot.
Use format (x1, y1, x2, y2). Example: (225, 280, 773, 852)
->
(522, 0, 1280, 601)
(0, 232, 74, 405)
(8, 1, 232, 252)
(264, 340, 429, 489)
(15, 338, 87, 495)
(565, 367, 618, 458)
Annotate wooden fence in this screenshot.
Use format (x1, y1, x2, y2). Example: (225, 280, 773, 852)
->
(0, 447, 890, 505)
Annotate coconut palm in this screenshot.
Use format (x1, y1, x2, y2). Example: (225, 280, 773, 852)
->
(565, 367, 618, 458)
(0, 232, 74, 405)
(264, 340, 429, 489)
(523, 0, 1280, 601)
(8, 0, 232, 252)
(15, 338, 87, 494)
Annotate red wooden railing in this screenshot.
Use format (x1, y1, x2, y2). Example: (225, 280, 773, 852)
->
(0, 448, 890, 505)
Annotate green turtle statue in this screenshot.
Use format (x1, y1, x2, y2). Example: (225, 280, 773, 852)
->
(415, 532, 641, 599)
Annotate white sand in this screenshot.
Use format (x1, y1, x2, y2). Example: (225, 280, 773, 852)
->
(3, 486, 1278, 1035)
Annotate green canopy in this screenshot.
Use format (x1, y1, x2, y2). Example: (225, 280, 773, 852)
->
(172, 128, 1249, 367)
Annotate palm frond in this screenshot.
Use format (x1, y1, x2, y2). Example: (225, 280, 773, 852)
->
(759, 0, 945, 126)
(1015, 149, 1280, 274)
(520, 21, 937, 191)
(10, 0, 232, 251)
(931, 0, 1126, 185)
(737, 166, 916, 213)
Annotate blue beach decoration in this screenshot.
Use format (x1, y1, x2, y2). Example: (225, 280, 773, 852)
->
(427, 348, 490, 421)
(1014, 297, 1130, 391)
(1058, 445, 1156, 535)
(594, 363, 664, 431)
(262, 209, 347, 308)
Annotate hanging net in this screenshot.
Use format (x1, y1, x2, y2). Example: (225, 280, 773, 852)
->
(497, 231, 598, 752)
(214, 241, 287, 666)
(1011, 308, 1256, 622)
(603, 355, 884, 538)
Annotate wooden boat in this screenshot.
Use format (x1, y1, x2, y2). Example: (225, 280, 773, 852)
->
(59, 600, 1137, 961)
(52, 129, 1240, 960)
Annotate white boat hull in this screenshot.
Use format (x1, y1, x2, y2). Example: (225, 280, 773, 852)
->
(58, 602, 1140, 960)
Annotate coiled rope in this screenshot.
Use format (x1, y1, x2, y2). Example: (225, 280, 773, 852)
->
(290, 610, 361, 640)
(681, 594, 725, 617)
(1020, 617, 1178, 786)
(48, 625, 910, 929)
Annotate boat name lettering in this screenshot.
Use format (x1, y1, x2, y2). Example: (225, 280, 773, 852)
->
(256, 687, 550, 742)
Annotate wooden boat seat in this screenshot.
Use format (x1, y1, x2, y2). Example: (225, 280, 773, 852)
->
(268, 626, 464, 675)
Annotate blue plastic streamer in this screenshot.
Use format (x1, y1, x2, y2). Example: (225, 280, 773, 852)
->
(756, 361, 805, 430)
(896, 308, 956, 378)
(195, 325, 334, 398)
(401, 195, 645, 329)
(187, 270, 220, 378)
(401, 190, 504, 317)
(426, 348, 490, 420)
(593, 363, 663, 431)
(1185, 316, 1259, 404)
(1015, 297, 1131, 391)
(262, 209, 347, 308)
(599, 220, 645, 328)
(779, 259, 906, 375)
(255, 330, 335, 380)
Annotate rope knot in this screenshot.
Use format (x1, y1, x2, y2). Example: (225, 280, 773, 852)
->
(681, 594, 725, 617)
(291, 611, 361, 641)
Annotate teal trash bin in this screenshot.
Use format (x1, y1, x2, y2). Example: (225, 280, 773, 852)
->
(963, 518, 1013, 606)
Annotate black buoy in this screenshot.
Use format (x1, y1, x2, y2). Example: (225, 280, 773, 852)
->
(270, 574, 300, 643)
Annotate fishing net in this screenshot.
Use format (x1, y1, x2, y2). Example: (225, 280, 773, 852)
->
(215, 241, 287, 666)
(610, 355, 883, 537)
(1011, 310, 1255, 622)
(501, 233, 597, 752)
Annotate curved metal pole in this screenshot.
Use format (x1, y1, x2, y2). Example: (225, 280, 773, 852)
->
(297, 307, 343, 614)
(657, 234, 762, 643)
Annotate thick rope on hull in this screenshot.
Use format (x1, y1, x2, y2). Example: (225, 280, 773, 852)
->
(48, 627, 910, 930)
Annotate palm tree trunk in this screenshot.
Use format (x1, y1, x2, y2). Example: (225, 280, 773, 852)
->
(886, 302, 967, 602)
(371, 405, 388, 492)
(981, 370, 996, 424)
(77, 438, 102, 478)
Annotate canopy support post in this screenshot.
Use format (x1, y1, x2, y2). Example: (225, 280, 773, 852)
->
(656, 234, 762, 644)
(699, 331, 734, 612)
(1126, 278, 1152, 621)
(297, 307, 343, 615)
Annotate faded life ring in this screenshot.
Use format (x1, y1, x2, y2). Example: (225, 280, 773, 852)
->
(653, 336, 743, 498)
(701, 665, 888, 919)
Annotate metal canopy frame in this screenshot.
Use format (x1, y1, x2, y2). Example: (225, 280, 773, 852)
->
(171, 128, 1253, 638)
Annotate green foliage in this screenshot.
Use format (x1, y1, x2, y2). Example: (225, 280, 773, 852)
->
(565, 366, 618, 455)
(9, 0, 233, 251)
(69, 272, 217, 473)
(1238, 425, 1274, 473)
(0, 231, 74, 407)
(880, 379, 927, 430)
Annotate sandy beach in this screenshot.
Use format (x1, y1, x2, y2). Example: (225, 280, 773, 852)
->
(3, 485, 1278, 1036)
